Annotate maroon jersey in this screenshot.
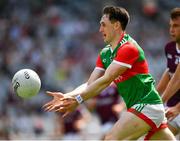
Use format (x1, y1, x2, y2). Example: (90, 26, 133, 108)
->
(62, 110, 82, 134)
(165, 41, 180, 107)
(95, 84, 120, 124)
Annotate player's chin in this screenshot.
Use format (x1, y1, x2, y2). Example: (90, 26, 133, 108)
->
(104, 39, 109, 44)
(170, 36, 176, 41)
(102, 36, 107, 42)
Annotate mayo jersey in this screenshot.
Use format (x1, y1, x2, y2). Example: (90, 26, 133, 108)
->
(96, 34, 162, 108)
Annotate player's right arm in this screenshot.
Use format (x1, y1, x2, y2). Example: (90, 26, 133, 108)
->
(161, 63, 180, 102)
(156, 68, 170, 95)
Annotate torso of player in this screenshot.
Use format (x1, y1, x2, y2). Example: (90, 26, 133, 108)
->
(96, 34, 149, 83)
(96, 34, 162, 108)
(165, 42, 180, 107)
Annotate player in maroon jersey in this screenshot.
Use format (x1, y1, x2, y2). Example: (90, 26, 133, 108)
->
(54, 108, 90, 140)
(86, 83, 124, 139)
(157, 7, 180, 136)
(94, 84, 121, 125)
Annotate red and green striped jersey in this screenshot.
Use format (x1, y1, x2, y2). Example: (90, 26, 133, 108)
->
(96, 33, 162, 108)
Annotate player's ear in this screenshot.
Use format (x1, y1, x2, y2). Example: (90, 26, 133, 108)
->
(114, 21, 121, 30)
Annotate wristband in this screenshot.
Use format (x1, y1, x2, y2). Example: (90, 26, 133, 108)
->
(75, 94, 84, 104)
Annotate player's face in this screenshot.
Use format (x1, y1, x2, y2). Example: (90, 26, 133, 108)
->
(99, 14, 116, 44)
(169, 17, 180, 43)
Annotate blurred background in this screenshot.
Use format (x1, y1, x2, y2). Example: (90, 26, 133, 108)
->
(0, 0, 179, 140)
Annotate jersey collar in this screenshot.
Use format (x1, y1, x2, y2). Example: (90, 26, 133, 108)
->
(117, 32, 125, 44)
(112, 32, 129, 58)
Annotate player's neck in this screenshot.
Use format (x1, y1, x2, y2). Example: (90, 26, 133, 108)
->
(110, 31, 124, 50)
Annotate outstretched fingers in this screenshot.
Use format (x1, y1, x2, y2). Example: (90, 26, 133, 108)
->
(43, 101, 53, 111)
(43, 98, 69, 112)
(42, 93, 76, 115)
(53, 101, 71, 112)
(43, 100, 53, 108)
(55, 107, 66, 112)
(44, 105, 54, 111)
(46, 91, 64, 97)
(42, 91, 65, 111)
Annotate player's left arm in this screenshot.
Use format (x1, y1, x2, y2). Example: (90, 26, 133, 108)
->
(162, 63, 180, 102)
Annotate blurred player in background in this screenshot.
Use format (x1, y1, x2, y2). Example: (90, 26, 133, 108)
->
(54, 107, 91, 140)
(43, 6, 176, 140)
(156, 7, 180, 136)
(86, 83, 125, 139)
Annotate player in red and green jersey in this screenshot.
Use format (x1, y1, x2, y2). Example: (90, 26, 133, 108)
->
(96, 33, 162, 109)
(43, 6, 176, 140)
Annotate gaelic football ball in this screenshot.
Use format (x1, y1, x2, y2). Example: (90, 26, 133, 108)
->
(12, 69, 41, 98)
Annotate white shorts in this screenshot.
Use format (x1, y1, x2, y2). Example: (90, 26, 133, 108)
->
(128, 104, 167, 129)
(128, 104, 168, 140)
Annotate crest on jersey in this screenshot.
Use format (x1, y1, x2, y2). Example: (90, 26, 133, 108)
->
(103, 59, 106, 63)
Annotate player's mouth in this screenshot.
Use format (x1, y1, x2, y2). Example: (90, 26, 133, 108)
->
(103, 33, 106, 39)
(170, 34, 176, 39)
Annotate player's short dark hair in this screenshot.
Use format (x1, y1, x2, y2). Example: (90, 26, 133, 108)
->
(103, 6, 130, 30)
(170, 7, 180, 19)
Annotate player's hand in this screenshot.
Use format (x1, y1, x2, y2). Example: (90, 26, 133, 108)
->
(165, 106, 179, 121)
(43, 91, 79, 117)
(56, 96, 79, 117)
(43, 91, 64, 112)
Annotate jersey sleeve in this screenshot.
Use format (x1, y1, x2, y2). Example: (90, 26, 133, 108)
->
(95, 54, 105, 71)
(113, 44, 139, 68)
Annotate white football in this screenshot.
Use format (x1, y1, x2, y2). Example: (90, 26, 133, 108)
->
(12, 69, 41, 98)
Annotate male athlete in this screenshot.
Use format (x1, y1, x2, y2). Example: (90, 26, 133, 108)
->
(43, 6, 176, 140)
(157, 7, 180, 136)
